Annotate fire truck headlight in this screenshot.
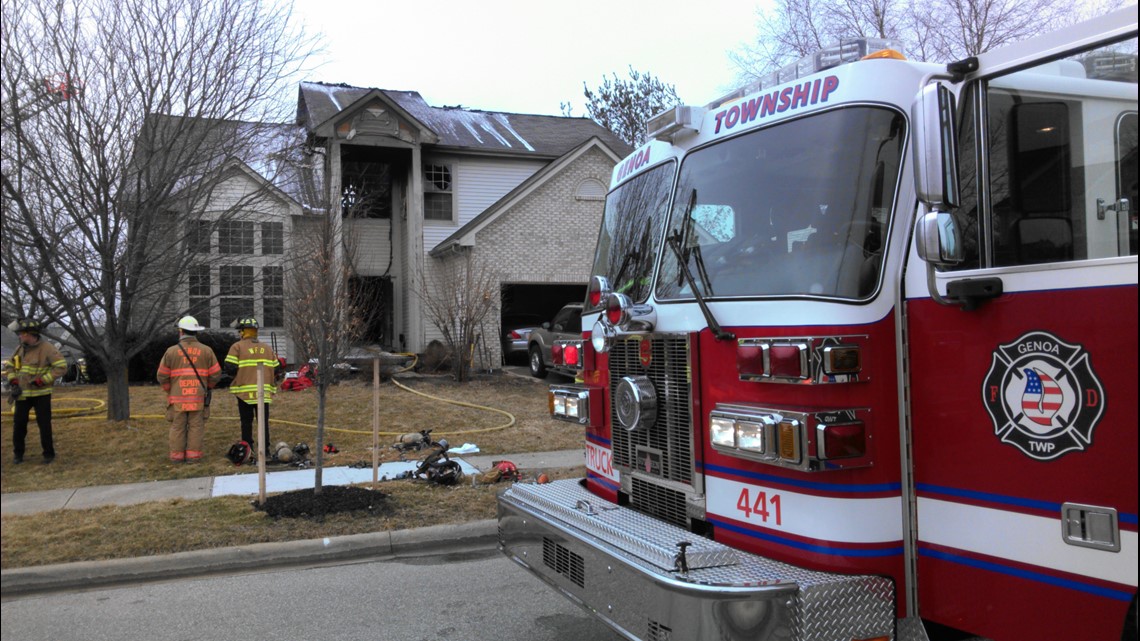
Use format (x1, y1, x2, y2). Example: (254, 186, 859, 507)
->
(564, 395, 580, 418)
(710, 416, 737, 447)
(549, 386, 592, 424)
(737, 420, 766, 453)
(591, 318, 615, 353)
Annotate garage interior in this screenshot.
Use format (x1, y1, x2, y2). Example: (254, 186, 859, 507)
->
(499, 283, 585, 362)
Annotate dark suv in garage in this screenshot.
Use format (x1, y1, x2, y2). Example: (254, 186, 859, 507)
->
(527, 303, 583, 378)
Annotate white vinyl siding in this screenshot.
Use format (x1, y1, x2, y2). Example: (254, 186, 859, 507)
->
(345, 218, 392, 276)
(422, 157, 544, 253)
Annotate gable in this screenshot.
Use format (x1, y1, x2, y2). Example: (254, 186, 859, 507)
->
(430, 138, 620, 256)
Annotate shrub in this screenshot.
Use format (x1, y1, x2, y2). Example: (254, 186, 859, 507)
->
(80, 330, 239, 385)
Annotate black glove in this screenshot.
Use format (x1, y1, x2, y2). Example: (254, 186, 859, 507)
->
(6, 381, 20, 404)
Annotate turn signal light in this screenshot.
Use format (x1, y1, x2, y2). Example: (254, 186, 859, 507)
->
(563, 344, 580, 367)
(769, 344, 807, 379)
(817, 422, 866, 459)
(606, 292, 630, 327)
(778, 419, 801, 464)
(709, 404, 871, 471)
(551, 343, 563, 365)
(586, 275, 611, 312)
(822, 345, 861, 375)
(736, 344, 765, 380)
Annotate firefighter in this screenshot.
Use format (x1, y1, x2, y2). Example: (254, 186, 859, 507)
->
(224, 317, 282, 457)
(156, 316, 221, 462)
(3, 319, 68, 464)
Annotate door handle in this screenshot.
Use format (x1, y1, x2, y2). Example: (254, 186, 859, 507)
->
(1096, 197, 1129, 220)
(1062, 502, 1120, 552)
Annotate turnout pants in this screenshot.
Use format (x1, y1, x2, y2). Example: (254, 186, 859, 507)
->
(237, 399, 270, 454)
(169, 410, 206, 461)
(13, 395, 54, 460)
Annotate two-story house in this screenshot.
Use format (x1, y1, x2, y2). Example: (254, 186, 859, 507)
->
(182, 81, 630, 365)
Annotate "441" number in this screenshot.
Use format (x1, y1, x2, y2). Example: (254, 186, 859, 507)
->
(736, 488, 783, 525)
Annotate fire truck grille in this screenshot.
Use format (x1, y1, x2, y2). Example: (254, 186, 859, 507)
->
(630, 477, 688, 528)
(609, 334, 692, 487)
(542, 536, 585, 588)
(646, 620, 673, 641)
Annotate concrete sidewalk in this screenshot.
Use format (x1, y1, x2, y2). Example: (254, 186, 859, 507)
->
(0, 449, 584, 515)
(0, 448, 584, 596)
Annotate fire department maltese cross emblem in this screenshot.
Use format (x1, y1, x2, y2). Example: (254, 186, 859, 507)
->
(982, 331, 1105, 461)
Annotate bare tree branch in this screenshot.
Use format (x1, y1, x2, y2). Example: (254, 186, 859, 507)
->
(728, 0, 1118, 83)
(0, 0, 318, 420)
(417, 252, 500, 383)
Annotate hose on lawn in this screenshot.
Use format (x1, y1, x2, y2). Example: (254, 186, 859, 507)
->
(4, 356, 516, 438)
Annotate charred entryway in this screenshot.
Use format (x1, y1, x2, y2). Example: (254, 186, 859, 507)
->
(341, 144, 409, 219)
(340, 144, 406, 352)
(350, 276, 393, 348)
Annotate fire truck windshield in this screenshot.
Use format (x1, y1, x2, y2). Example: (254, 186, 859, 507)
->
(592, 160, 676, 303)
(657, 106, 905, 300)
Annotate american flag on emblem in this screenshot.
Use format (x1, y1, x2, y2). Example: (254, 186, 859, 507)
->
(1022, 368, 1063, 426)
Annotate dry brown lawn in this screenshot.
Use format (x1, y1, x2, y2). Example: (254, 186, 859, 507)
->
(1, 371, 580, 493)
(0, 372, 586, 569)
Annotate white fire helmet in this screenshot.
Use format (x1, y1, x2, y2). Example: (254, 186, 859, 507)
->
(177, 316, 205, 332)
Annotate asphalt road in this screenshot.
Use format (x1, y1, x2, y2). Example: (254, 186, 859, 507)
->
(0, 548, 623, 641)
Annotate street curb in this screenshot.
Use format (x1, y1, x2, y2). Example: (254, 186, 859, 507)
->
(0, 519, 498, 597)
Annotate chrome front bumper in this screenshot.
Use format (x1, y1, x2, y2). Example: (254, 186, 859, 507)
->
(498, 479, 895, 641)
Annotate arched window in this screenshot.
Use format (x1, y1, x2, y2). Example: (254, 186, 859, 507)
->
(575, 178, 606, 201)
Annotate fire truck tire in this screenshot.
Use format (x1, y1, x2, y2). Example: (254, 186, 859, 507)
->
(1122, 594, 1137, 641)
(528, 346, 548, 378)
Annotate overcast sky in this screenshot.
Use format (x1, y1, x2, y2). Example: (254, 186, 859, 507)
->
(291, 0, 770, 116)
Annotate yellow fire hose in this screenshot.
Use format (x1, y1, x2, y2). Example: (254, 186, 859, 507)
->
(3, 353, 516, 437)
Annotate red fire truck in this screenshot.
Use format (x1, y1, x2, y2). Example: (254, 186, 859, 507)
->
(498, 7, 1137, 641)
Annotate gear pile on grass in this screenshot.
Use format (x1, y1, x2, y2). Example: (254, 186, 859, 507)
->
(254, 486, 391, 519)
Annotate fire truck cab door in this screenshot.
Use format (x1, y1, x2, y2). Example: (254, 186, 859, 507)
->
(904, 8, 1138, 641)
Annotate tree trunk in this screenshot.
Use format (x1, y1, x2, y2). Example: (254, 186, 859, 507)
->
(105, 360, 131, 422)
(314, 384, 326, 494)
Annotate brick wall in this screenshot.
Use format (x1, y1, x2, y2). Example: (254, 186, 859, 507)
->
(466, 146, 614, 366)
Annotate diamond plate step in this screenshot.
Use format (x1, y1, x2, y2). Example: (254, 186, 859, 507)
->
(507, 479, 738, 571)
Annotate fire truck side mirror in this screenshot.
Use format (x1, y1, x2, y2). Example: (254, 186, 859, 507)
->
(915, 211, 964, 266)
(911, 82, 961, 209)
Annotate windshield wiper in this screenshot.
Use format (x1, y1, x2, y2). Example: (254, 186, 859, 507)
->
(666, 190, 734, 342)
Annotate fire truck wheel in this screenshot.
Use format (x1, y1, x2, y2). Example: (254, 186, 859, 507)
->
(529, 346, 548, 378)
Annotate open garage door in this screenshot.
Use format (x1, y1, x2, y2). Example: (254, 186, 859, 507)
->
(500, 283, 585, 363)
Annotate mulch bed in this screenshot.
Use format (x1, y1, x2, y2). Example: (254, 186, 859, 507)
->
(254, 485, 391, 519)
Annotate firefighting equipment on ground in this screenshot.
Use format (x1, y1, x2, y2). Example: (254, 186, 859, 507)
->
(227, 441, 252, 466)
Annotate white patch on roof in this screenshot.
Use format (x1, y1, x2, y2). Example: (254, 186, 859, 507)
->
(451, 110, 510, 147)
(305, 82, 343, 111)
(460, 119, 484, 144)
(493, 114, 535, 152)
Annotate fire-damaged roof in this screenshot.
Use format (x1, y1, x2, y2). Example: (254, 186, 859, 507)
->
(297, 81, 631, 158)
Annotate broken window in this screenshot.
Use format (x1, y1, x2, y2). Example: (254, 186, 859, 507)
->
(342, 160, 392, 219)
(424, 164, 453, 221)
